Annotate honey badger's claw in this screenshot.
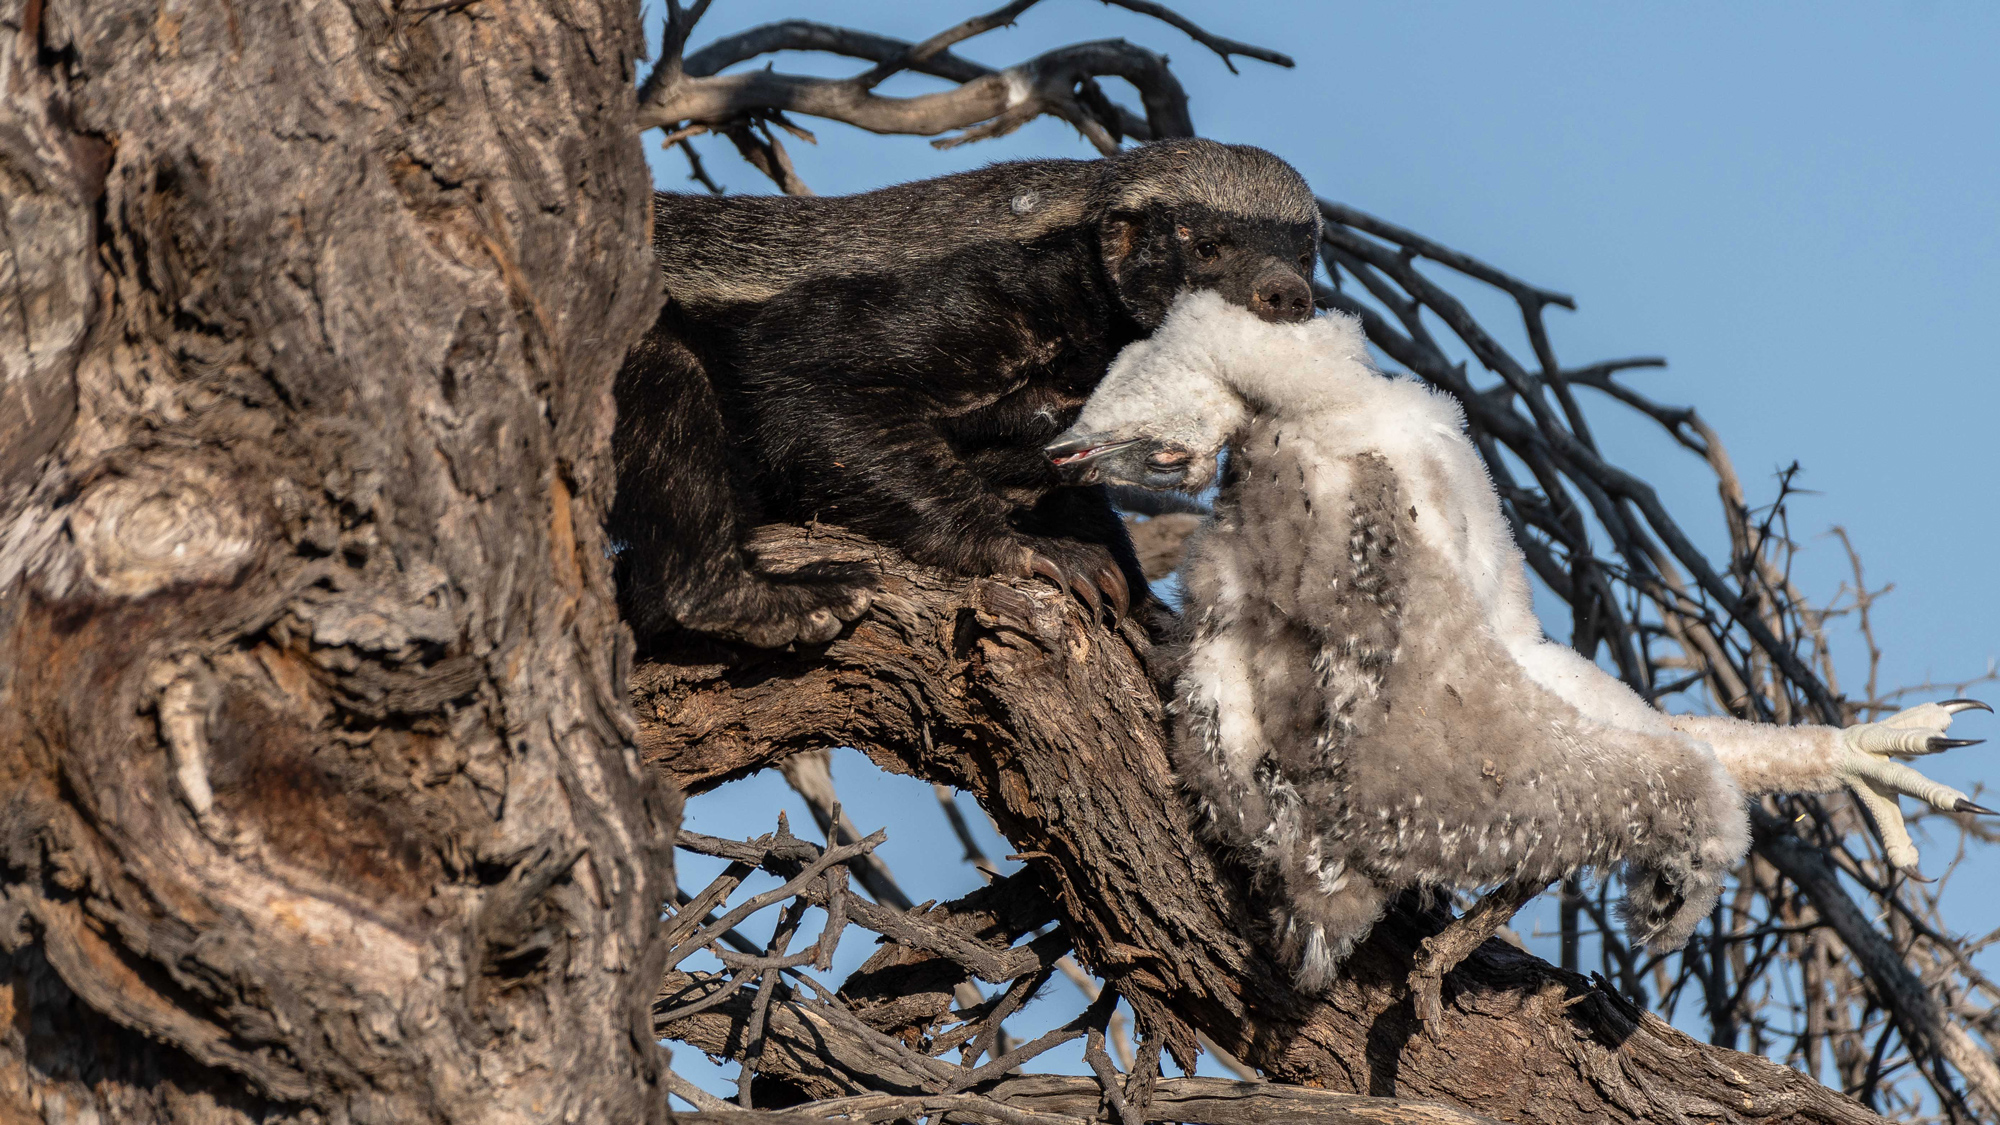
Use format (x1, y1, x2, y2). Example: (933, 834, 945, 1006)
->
(1073, 571, 1105, 617)
(1094, 559, 1131, 620)
(1026, 547, 1103, 616)
(1027, 552, 1070, 596)
(1024, 542, 1129, 622)
(1839, 699, 1990, 871)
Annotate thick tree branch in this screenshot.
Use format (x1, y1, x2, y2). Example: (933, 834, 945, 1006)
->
(662, 1077, 1505, 1125)
(0, 0, 677, 1114)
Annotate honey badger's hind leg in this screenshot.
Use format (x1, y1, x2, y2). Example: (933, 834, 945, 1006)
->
(612, 330, 875, 649)
(659, 552, 874, 650)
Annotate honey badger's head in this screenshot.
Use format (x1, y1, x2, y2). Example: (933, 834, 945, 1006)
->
(1089, 139, 1320, 329)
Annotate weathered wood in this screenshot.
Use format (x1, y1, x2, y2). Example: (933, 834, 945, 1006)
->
(659, 1076, 1511, 1125)
(1406, 881, 1547, 1043)
(0, 0, 677, 1118)
(637, 526, 1884, 1125)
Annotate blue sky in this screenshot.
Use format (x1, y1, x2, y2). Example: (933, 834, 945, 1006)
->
(647, 0, 2000, 1093)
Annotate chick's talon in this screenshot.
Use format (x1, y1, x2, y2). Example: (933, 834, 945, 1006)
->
(1838, 699, 1991, 874)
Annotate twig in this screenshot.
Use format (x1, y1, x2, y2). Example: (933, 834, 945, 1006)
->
(679, 141, 726, 194)
(1408, 881, 1548, 1041)
(782, 749, 917, 908)
(679, 828, 1057, 983)
(738, 900, 807, 1107)
(1095, 0, 1294, 73)
(668, 826, 885, 968)
(1083, 1024, 1139, 1125)
(947, 988, 1121, 1093)
(853, 0, 1043, 91)
(935, 781, 1003, 881)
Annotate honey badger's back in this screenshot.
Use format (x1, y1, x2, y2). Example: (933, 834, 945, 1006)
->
(649, 160, 1098, 309)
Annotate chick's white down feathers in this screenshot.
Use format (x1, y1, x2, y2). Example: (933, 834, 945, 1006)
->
(1062, 291, 1988, 989)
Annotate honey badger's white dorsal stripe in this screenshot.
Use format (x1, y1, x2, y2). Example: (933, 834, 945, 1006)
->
(1074, 291, 1910, 987)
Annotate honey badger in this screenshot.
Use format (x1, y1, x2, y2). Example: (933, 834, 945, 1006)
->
(611, 139, 1320, 648)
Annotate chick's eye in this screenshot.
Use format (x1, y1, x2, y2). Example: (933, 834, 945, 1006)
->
(1146, 448, 1193, 472)
(1193, 241, 1220, 261)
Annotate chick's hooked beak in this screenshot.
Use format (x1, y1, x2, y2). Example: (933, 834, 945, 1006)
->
(1048, 427, 1199, 491)
(1045, 431, 1141, 485)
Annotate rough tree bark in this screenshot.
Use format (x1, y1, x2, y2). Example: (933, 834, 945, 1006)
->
(637, 527, 1886, 1125)
(0, 0, 678, 1120)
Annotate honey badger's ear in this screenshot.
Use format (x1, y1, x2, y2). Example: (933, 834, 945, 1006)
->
(1098, 212, 1142, 277)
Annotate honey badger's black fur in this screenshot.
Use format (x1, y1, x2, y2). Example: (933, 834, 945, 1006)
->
(612, 139, 1319, 648)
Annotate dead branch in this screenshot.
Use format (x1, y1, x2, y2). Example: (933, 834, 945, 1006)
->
(1756, 813, 2000, 1120)
(656, 823, 1509, 1125)
(635, 2, 1296, 155)
(1406, 881, 1549, 1041)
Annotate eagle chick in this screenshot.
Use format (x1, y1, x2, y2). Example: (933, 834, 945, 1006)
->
(1049, 292, 1991, 989)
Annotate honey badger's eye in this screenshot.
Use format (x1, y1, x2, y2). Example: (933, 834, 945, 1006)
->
(1193, 241, 1220, 261)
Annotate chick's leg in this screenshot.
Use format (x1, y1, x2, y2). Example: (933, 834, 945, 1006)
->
(1671, 699, 1992, 878)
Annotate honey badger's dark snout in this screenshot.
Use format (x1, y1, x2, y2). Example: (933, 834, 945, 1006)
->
(1249, 264, 1313, 323)
(1170, 218, 1320, 325)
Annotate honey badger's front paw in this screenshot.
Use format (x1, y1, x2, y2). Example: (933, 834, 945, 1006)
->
(1839, 699, 1993, 878)
(684, 559, 877, 648)
(1015, 536, 1130, 620)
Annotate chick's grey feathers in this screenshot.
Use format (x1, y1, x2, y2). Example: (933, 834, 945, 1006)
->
(1182, 409, 1742, 984)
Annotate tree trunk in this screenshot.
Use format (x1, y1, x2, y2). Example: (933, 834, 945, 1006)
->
(0, 0, 677, 1119)
(637, 527, 1883, 1125)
